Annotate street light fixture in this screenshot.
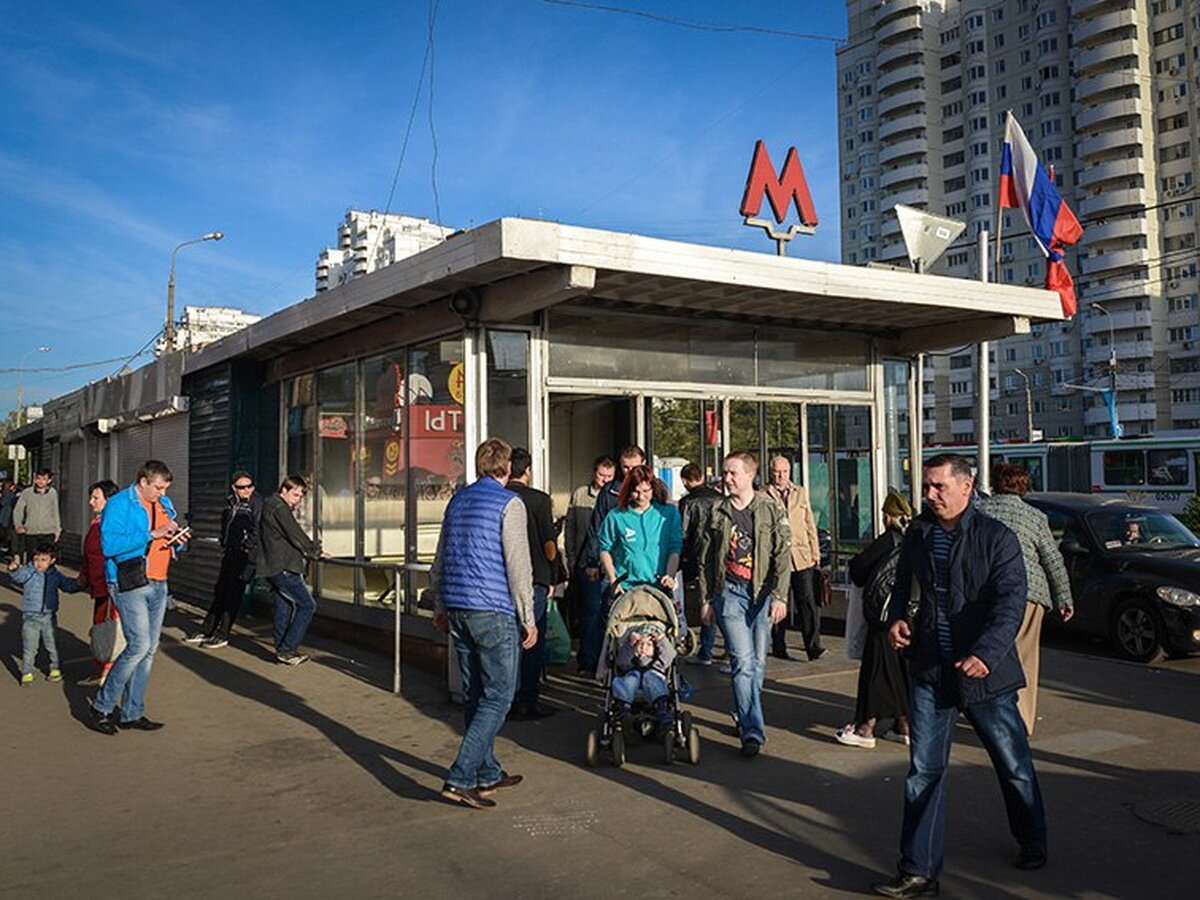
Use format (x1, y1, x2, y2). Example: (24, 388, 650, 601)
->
(165, 231, 224, 351)
(1091, 301, 1118, 393)
(14, 345, 50, 483)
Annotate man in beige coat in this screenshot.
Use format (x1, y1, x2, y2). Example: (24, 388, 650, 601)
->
(765, 456, 825, 660)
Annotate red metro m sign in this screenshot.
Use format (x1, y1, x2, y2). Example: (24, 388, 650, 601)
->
(739, 140, 818, 255)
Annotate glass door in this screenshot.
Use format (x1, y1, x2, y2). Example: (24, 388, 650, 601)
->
(645, 396, 725, 497)
(806, 403, 875, 578)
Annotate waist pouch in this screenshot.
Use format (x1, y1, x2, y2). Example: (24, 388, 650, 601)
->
(116, 557, 149, 592)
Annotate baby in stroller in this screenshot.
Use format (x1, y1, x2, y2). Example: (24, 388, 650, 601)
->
(611, 624, 676, 733)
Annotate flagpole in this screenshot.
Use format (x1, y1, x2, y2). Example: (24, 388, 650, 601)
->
(994, 110, 1010, 284)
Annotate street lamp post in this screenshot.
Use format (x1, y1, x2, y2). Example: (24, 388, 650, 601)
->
(165, 232, 224, 351)
(14, 345, 51, 483)
(1092, 302, 1117, 393)
(1013, 367, 1033, 442)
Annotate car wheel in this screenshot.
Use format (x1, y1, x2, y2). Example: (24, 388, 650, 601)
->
(1109, 597, 1166, 664)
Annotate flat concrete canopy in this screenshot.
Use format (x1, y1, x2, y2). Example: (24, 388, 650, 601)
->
(186, 218, 1064, 374)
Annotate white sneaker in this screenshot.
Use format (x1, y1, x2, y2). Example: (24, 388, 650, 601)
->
(182, 633, 207, 645)
(880, 730, 911, 746)
(834, 725, 876, 749)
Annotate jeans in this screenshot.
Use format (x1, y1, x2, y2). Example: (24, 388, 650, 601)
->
(718, 579, 772, 744)
(611, 668, 668, 704)
(900, 681, 1047, 879)
(577, 569, 606, 671)
(446, 609, 520, 790)
(94, 580, 168, 722)
(269, 571, 316, 656)
(515, 585, 549, 708)
(21, 611, 58, 674)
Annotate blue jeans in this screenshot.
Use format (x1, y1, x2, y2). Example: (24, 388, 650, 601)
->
(900, 681, 1047, 878)
(446, 609, 521, 790)
(94, 579, 168, 722)
(611, 668, 668, 704)
(21, 611, 58, 674)
(577, 569, 606, 671)
(515, 585, 549, 708)
(718, 579, 772, 744)
(269, 571, 316, 656)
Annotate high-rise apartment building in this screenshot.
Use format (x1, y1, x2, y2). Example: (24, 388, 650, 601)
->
(315, 211, 454, 293)
(838, 0, 1200, 444)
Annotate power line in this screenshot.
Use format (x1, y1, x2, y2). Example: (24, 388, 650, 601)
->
(427, 0, 442, 227)
(0, 355, 134, 375)
(538, 0, 846, 44)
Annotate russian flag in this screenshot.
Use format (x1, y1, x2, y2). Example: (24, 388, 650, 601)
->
(998, 111, 1083, 316)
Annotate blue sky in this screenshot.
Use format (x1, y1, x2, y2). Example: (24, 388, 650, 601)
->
(0, 1, 847, 411)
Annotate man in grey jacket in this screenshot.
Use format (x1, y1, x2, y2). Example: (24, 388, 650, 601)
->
(13, 469, 61, 562)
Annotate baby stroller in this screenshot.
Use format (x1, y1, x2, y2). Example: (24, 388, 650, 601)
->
(585, 584, 700, 768)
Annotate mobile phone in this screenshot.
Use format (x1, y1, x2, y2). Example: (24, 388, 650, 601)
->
(167, 526, 192, 546)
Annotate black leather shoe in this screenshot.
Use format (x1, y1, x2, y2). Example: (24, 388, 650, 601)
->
(478, 771, 523, 796)
(1016, 843, 1048, 870)
(808, 648, 828, 661)
(771, 647, 793, 660)
(118, 717, 165, 731)
(86, 704, 119, 736)
(740, 739, 762, 758)
(872, 873, 939, 897)
(440, 784, 496, 809)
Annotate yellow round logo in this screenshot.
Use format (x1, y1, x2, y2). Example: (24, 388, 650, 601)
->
(448, 362, 465, 405)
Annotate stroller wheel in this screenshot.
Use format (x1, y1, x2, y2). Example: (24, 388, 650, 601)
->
(680, 629, 696, 657)
(586, 729, 599, 767)
(682, 711, 700, 765)
(611, 729, 626, 768)
(662, 728, 675, 765)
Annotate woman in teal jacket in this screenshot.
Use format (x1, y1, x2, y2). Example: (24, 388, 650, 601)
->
(597, 465, 682, 597)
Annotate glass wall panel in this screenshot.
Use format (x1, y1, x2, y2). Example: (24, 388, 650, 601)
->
(410, 337, 466, 563)
(362, 352, 406, 605)
(764, 402, 801, 482)
(882, 359, 912, 498)
(648, 397, 702, 499)
(757, 331, 869, 392)
(806, 405, 832, 541)
(834, 405, 875, 555)
(486, 330, 529, 452)
(316, 363, 357, 601)
(729, 400, 762, 471)
(284, 374, 316, 532)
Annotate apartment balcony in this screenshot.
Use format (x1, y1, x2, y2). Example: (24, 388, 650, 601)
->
(878, 61, 925, 93)
(1074, 39, 1140, 75)
(876, 0, 924, 25)
(1082, 246, 1151, 275)
(882, 215, 902, 238)
(1078, 157, 1145, 190)
(879, 111, 926, 140)
(877, 11, 923, 44)
(1086, 402, 1157, 427)
(1083, 216, 1147, 245)
(878, 87, 926, 117)
(879, 240, 910, 263)
(1073, 7, 1137, 46)
(1083, 308, 1153, 335)
(878, 38, 923, 69)
(1070, 0, 1128, 16)
(1077, 70, 1141, 104)
(880, 161, 930, 189)
(1077, 126, 1143, 159)
(879, 136, 927, 165)
(1077, 97, 1143, 131)
(1116, 372, 1157, 390)
(1078, 187, 1147, 217)
(886, 185, 930, 207)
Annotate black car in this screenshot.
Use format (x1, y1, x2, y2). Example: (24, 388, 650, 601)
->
(1024, 493, 1200, 663)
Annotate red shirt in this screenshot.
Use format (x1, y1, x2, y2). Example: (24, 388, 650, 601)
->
(82, 516, 108, 599)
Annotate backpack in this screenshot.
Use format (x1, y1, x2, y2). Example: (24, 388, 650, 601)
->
(862, 540, 902, 625)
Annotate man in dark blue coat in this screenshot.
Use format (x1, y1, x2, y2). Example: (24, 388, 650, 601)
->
(873, 455, 1047, 899)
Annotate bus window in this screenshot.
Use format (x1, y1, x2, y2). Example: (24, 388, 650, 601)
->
(1102, 450, 1145, 486)
(1147, 449, 1188, 486)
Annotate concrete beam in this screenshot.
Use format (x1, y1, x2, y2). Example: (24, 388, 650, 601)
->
(477, 264, 597, 321)
(885, 315, 1031, 356)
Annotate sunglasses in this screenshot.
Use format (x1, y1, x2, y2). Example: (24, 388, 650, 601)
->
(234, 482, 254, 489)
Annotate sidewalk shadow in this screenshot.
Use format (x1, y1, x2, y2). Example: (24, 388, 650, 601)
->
(164, 640, 448, 804)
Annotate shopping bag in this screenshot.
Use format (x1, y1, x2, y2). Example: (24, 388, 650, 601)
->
(844, 583, 867, 662)
(90, 599, 126, 664)
(545, 597, 572, 667)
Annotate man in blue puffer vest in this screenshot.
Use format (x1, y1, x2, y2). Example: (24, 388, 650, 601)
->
(431, 438, 536, 809)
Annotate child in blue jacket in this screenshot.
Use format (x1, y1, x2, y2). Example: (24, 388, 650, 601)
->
(8, 543, 81, 685)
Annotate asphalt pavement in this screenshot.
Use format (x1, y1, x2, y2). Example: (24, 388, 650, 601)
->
(1, 580, 1197, 900)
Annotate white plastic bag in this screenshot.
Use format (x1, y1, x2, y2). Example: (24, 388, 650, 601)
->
(845, 583, 867, 662)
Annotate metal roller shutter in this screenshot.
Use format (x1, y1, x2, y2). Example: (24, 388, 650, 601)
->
(118, 424, 152, 486)
(149, 414, 190, 518)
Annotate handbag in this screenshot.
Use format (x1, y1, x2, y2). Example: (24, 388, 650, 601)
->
(90, 598, 126, 664)
(116, 556, 149, 592)
(545, 597, 571, 667)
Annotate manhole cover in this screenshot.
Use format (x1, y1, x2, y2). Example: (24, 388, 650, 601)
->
(511, 809, 598, 837)
(1133, 799, 1200, 835)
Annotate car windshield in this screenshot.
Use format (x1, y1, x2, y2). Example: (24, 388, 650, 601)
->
(1085, 509, 1200, 551)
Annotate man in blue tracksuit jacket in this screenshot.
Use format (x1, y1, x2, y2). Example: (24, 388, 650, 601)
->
(873, 454, 1046, 899)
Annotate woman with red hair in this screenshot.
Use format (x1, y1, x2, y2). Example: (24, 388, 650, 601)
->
(597, 465, 682, 597)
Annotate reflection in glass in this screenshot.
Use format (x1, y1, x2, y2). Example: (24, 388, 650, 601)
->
(362, 353, 406, 605)
(316, 363, 357, 602)
(487, 330, 530, 452)
(649, 397, 702, 499)
(834, 405, 874, 554)
(411, 337, 466, 564)
(729, 400, 761, 464)
(764, 402, 800, 482)
(285, 374, 316, 533)
(882, 360, 912, 497)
